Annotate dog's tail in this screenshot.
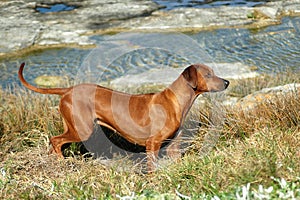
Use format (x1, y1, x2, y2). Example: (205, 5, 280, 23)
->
(18, 63, 70, 95)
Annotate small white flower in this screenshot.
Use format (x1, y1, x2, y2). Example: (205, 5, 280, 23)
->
(176, 185, 191, 200)
(287, 167, 294, 173)
(277, 190, 294, 199)
(279, 178, 287, 189)
(278, 191, 285, 199)
(253, 185, 272, 200)
(0, 168, 6, 177)
(265, 186, 273, 193)
(258, 185, 264, 193)
(236, 183, 251, 200)
(212, 196, 221, 200)
(116, 192, 136, 200)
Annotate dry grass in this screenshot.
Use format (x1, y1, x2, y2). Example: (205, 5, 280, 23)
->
(0, 88, 62, 156)
(228, 69, 300, 98)
(0, 70, 300, 199)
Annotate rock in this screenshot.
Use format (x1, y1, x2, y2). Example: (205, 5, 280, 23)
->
(235, 83, 300, 111)
(1, 0, 300, 58)
(254, 7, 278, 19)
(34, 75, 67, 87)
(107, 0, 300, 32)
(211, 63, 259, 80)
(0, 0, 161, 57)
(281, 0, 300, 14)
(109, 62, 258, 92)
(119, 6, 258, 31)
(0, 2, 39, 54)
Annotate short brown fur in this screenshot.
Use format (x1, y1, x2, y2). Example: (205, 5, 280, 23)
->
(18, 63, 229, 172)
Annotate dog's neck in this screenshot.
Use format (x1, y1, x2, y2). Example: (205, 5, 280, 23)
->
(167, 75, 201, 122)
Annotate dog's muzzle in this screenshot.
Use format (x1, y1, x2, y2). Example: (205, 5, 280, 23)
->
(223, 79, 230, 89)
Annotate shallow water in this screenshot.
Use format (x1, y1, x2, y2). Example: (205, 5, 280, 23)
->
(190, 17, 300, 71)
(153, 0, 267, 10)
(0, 17, 299, 89)
(36, 3, 77, 13)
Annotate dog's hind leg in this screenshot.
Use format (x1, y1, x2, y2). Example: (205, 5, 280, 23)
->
(49, 117, 82, 157)
(49, 112, 94, 157)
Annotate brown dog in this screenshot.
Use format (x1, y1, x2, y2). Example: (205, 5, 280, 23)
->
(18, 63, 229, 172)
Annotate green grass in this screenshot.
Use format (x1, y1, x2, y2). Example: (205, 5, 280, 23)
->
(0, 70, 299, 199)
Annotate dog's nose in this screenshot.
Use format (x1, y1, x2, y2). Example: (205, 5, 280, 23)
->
(223, 79, 230, 89)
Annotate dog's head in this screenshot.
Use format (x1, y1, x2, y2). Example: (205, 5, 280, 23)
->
(182, 64, 229, 93)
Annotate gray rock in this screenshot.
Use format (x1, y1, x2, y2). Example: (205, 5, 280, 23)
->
(109, 62, 259, 91)
(0, 2, 39, 54)
(1, 0, 300, 58)
(111, 0, 300, 32)
(120, 6, 255, 31)
(0, 0, 161, 57)
(235, 83, 300, 110)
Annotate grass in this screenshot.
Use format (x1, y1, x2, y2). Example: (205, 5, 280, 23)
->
(0, 70, 299, 199)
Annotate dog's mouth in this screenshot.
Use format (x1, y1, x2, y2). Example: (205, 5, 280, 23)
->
(208, 79, 230, 92)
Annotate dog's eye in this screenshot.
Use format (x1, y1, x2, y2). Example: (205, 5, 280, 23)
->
(205, 73, 212, 78)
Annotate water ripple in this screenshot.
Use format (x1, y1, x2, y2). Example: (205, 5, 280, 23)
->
(1, 17, 299, 89)
(190, 17, 300, 72)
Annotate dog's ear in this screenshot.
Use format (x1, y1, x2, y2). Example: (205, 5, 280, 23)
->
(182, 65, 198, 89)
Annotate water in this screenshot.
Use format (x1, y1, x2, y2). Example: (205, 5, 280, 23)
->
(36, 3, 77, 13)
(153, 0, 267, 10)
(190, 17, 300, 71)
(1, 17, 300, 89)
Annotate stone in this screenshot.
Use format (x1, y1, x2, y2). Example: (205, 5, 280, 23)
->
(34, 75, 67, 87)
(255, 7, 278, 19)
(0, 0, 161, 57)
(235, 83, 300, 111)
(109, 63, 259, 92)
(1, 0, 300, 58)
(111, 0, 300, 32)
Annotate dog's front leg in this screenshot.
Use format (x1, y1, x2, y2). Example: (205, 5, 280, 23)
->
(146, 137, 161, 173)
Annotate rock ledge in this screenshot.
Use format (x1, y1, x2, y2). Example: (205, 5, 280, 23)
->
(1, 0, 300, 58)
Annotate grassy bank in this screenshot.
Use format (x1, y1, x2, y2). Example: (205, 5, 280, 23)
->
(0, 70, 299, 199)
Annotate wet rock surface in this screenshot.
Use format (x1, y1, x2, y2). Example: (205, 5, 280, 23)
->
(0, 0, 161, 57)
(1, 0, 300, 58)
(119, 0, 300, 32)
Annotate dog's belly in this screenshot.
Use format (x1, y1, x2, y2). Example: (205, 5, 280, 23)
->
(86, 123, 179, 154)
